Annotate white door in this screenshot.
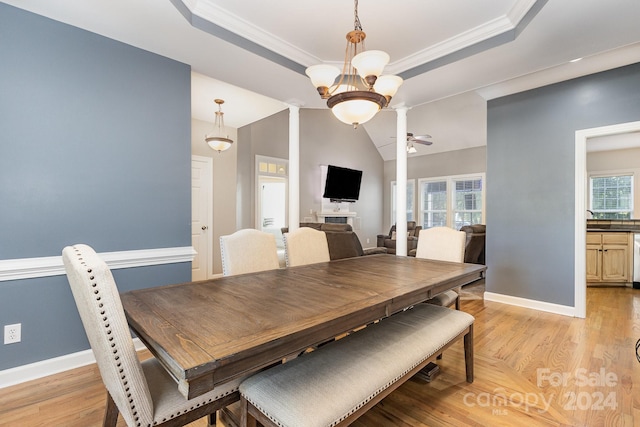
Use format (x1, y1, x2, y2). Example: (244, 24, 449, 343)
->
(259, 176, 287, 249)
(192, 156, 213, 281)
(255, 156, 289, 250)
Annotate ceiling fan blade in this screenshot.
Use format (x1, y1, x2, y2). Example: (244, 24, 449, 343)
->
(384, 132, 433, 148)
(409, 134, 432, 142)
(412, 139, 433, 146)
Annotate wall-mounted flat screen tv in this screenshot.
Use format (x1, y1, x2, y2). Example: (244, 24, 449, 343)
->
(323, 165, 363, 202)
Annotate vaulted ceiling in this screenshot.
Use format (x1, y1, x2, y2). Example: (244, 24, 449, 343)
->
(7, 0, 640, 158)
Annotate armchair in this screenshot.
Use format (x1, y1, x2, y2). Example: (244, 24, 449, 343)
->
(376, 221, 422, 255)
(460, 224, 486, 264)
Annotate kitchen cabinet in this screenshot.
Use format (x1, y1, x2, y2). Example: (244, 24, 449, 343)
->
(586, 232, 632, 284)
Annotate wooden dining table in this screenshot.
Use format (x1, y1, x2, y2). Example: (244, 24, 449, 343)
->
(120, 254, 486, 400)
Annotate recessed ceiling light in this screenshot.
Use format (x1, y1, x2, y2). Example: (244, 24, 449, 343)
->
(570, 57, 583, 63)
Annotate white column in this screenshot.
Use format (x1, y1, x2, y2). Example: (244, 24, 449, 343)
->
(395, 106, 409, 256)
(288, 105, 300, 232)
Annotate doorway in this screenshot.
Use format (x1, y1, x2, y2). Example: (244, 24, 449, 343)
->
(256, 156, 288, 250)
(192, 155, 213, 281)
(574, 120, 640, 318)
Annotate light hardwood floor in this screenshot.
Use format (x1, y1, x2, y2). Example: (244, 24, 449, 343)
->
(1, 286, 638, 427)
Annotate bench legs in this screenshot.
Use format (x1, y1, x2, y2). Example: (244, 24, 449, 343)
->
(240, 396, 264, 427)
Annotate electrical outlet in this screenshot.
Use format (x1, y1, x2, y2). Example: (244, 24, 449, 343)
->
(4, 323, 21, 344)
(366, 238, 370, 244)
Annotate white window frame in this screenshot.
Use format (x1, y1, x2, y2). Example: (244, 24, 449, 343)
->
(588, 170, 634, 219)
(418, 173, 486, 229)
(390, 179, 415, 224)
(451, 175, 485, 229)
(417, 178, 448, 229)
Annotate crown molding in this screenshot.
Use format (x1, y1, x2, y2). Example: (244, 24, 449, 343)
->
(387, 15, 516, 75)
(185, 0, 321, 66)
(180, 0, 542, 76)
(0, 246, 195, 282)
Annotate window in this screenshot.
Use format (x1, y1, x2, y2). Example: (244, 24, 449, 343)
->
(453, 177, 483, 229)
(589, 174, 633, 219)
(391, 180, 415, 222)
(418, 174, 485, 229)
(419, 180, 447, 228)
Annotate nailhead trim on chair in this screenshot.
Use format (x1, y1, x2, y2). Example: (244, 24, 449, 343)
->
(71, 247, 143, 426)
(67, 244, 244, 427)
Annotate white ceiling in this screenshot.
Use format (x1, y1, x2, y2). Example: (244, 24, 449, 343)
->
(587, 131, 640, 153)
(6, 0, 640, 159)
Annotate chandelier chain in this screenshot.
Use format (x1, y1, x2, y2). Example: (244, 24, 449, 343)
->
(353, 0, 362, 31)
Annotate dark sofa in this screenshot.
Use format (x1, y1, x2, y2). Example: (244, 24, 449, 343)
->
(281, 223, 385, 260)
(376, 221, 422, 255)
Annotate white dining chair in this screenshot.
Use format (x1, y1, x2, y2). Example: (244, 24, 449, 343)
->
(416, 226, 467, 310)
(220, 229, 280, 276)
(283, 227, 331, 267)
(62, 244, 240, 427)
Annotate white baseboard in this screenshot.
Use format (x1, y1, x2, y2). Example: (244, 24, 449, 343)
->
(0, 339, 147, 389)
(484, 291, 576, 317)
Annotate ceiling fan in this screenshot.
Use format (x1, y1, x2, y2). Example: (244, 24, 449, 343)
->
(380, 132, 433, 153)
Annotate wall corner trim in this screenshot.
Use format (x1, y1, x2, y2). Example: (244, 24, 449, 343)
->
(0, 246, 196, 282)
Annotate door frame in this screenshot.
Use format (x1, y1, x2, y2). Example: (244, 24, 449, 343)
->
(192, 155, 213, 280)
(574, 120, 640, 318)
(255, 155, 289, 230)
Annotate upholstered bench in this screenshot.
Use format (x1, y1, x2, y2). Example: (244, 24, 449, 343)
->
(239, 304, 474, 427)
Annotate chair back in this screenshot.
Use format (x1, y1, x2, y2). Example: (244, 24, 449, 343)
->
(416, 227, 466, 262)
(62, 244, 153, 426)
(220, 229, 280, 276)
(283, 227, 330, 267)
(325, 231, 365, 260)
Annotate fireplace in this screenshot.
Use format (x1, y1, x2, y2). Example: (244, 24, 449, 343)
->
(316, 211, 356, 227)
(325, 217, 348, 224)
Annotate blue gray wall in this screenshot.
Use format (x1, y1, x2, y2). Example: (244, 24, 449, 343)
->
(487, 62, 640, 306)
(0, 4, 192, 370)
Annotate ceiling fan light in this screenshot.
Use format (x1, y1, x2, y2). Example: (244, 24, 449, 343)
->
(407, 144, 417, 154)
(305, 64, 341, 89)
(374, 75, 403, 98)
(351, 50, 389, 81)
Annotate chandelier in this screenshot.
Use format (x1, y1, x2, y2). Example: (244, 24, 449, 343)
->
(305, 0, 402, 128)
(205, 99, 233, 152)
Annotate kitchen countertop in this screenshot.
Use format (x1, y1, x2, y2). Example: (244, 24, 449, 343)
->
(587, 219, 640, 232)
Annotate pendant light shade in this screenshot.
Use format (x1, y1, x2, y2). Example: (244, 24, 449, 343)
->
(205, 99, 233, 153)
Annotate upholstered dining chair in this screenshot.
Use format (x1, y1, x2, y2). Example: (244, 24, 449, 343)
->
(416, 226, 467, 310)
(283, 227, 330, 267)
(62, 244, 240, 427)
(219, 229, 280, 276)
